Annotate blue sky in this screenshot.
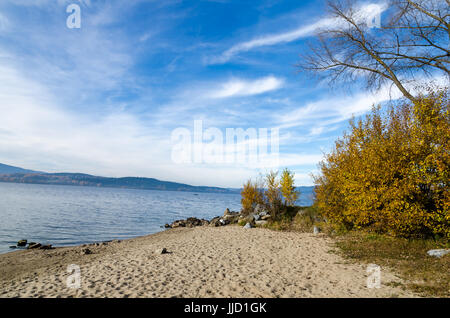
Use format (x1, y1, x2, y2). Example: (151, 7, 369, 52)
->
(0, 0, 419, 187)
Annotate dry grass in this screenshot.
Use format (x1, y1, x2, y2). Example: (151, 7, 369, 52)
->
(264, 206, 321, 232)
(334, 231, 450, 297)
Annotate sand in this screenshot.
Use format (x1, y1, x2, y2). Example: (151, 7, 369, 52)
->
(0, 226, 417, 298)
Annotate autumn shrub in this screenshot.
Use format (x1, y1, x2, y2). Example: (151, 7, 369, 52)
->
(314, 88, 449, 238)
(241, 168, 301, 218)
(240, 178, 264, 216)
(264, 170, 284, 217)
(280, 168, 300, 206)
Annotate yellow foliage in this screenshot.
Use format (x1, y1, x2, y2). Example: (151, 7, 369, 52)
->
(265, 170, 283, 216)
(280, 168, 299, 206)
(240, 178, 264, 216)
(314, 88, 449, 238)
(241, 168, 300, 217)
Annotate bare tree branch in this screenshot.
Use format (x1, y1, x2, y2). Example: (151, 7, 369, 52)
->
(298, 0, 450, 102)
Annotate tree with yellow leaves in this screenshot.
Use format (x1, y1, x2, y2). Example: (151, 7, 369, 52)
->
(240, 178, 264, 216)
(280, 168, 299, 206)
(264, 170, 283, 217)
(314, 88, 449, 238)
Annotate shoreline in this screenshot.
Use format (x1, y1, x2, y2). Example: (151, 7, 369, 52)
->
(0, 225, 418, 298)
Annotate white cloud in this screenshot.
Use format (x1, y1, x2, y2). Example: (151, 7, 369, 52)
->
(0, 65, 306, 187)
(209, 76, 284, 98)
(211, 18, 333, 64)
(276, 83, 404, 130)
(209, 2, 389, 64)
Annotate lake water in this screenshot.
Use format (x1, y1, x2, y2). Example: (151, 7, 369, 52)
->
(0, 182, 313, 254)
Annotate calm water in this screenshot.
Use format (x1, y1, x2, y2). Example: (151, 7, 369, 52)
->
(0, 182, 242, 254)
(0, 182, 314, 254)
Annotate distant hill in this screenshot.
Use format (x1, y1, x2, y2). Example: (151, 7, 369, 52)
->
(0, 163, 315, 199)
(0, 163, 40, 175)
(0, 163, 240, 193)
(0, 171, 240, 194)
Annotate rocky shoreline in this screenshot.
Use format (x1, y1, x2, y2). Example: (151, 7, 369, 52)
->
(164, 207, 272, 229)
(9, 239, 53, 251)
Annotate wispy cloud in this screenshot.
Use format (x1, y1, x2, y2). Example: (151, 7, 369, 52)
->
(208, 76, 284, 98)
(208, 1, 389, 64)
(208, 18, 333, 64)
(276, 83, 404, 131)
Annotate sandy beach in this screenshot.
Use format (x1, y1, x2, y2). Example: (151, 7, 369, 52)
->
(0, 226, 417, 298)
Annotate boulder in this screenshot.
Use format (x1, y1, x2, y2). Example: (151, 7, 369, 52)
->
(164, 223, 171, 229)
(28, 243, 42, 249)
(427, 249, 450, 258)
(185, 217, 200, 227)
(253, 204, 264, 214)
(261, 214, 271, 221)
(209, 217, 222, 227)
(253, 214, 261, 221)
(243, 222, 253, 229)
(171, 220, 186, 228)
(255, 220, 268, 226)
(9, 246, 16, 249)
(39, 244, 53, 250)
(224, 209, 239, 216)
(17, 240, 27, 247)
(223, 214, 239, 223)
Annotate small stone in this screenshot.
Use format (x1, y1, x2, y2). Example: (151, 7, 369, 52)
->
(243, 222, 253, 229)
(427, 249, 450, 258)
(156, 248, 168, 254)
(313, 226, 321, 235)
(82, 248, 93, 255)
(164, 224, 171, 228)
(17, 240, 27, 247)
